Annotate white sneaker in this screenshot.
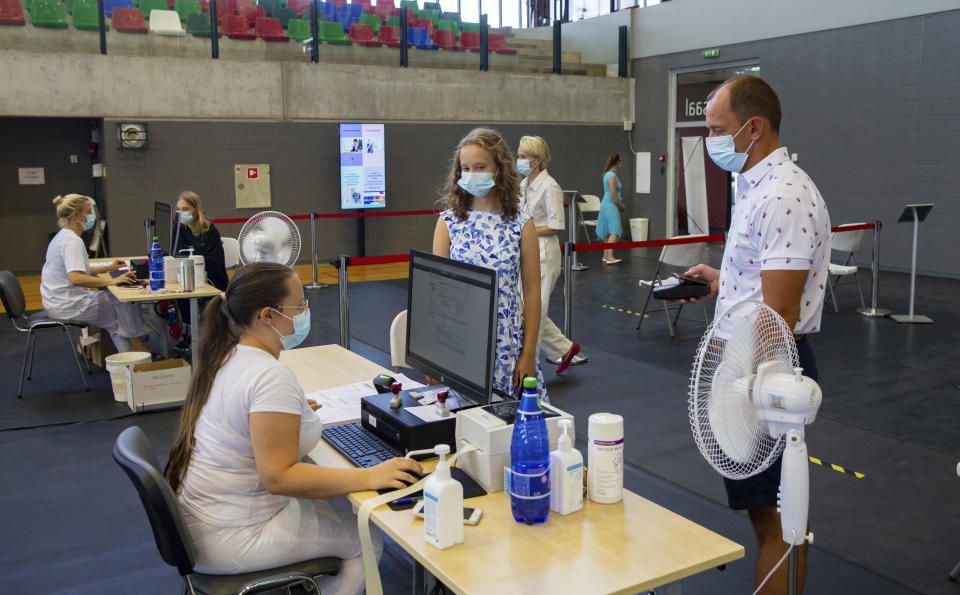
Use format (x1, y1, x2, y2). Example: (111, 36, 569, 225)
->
(546, 353, 589, 365)
(602, 257, 622, 264)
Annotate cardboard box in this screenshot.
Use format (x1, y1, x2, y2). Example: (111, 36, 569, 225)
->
(125, 359, 191, 413)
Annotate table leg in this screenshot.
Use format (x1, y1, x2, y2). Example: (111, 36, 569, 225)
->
(412, 559, 425, 595)
(190, 297, 199, 369)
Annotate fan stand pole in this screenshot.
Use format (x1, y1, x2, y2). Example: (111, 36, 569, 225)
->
(305, 212, 327, 289)
(787, 547, 799, 595)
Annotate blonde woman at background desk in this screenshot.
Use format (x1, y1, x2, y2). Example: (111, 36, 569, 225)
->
(173, 191, 228, 292)
(165, 263, 422, 595)
(517, 135, 589, 375)
(40, 194, 148, 353)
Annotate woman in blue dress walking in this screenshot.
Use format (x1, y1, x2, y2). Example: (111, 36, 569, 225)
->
(432, 128, 545, 401)
(596, 152, 626, 264)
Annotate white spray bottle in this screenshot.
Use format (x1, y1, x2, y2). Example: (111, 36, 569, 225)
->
(423, 444, 464, 549)
(550, 419, 584, 515)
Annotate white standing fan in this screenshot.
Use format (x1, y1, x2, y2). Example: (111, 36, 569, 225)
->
(688, 301, 822, 594)
(237, 211, 301, 267)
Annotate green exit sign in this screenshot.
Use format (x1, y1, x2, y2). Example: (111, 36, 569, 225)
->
(703, 48, 720, 58)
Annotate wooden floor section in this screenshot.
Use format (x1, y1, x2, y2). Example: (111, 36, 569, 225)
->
(2, 262, 409, 314)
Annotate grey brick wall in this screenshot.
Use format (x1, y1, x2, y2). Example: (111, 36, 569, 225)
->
(631, 9, 960, 278)
(101, 121, 633, 262)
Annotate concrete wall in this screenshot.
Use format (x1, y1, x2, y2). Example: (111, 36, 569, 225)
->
(0, 50, 633, 124)
(0, 118, 97, 273)
(629, 0, 960, 58)
(101, 120, 633, 263)
(630, 9, 960, 277)
(513, 11, 631, 65)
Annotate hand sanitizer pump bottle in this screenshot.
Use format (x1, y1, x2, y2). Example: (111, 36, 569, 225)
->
(549, 419, 583, 515)
(423, 444, 464, 550)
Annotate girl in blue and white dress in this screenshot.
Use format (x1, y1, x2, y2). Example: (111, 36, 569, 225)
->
(432, 128, 546, 402)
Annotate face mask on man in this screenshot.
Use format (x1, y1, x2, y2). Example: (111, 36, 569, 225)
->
(179, 211, 194, 225)
(270, 307, 311, 350)
(457, 171, 496, 197)
(705, 120, 756, 173)
(516, 159, 532, 177)
(82, 213, 96, 232)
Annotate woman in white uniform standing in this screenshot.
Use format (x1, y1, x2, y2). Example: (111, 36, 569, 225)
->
(516, 136, 588, 375)
(165, 262, 422, 595)
(41, 194, 148, 353)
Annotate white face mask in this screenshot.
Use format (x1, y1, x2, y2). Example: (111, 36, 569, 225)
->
(705, 120, 755, 173)
(457, 171, 496, 197)
(517, 159, 532, 176)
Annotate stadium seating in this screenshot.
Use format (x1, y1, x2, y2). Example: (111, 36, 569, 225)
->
(286, 0, 309, 17)
(488, 32, 516, 54)
(436, 18, 457, 39)
(0, 0, 25, 25)
(256, 15, 288, 39)
(357, 12, 378, 33)
(149, 9, 185, 34)
(416, 7, 436, 24)
(348, 22, 380, 46)
(259, 0, 283, 16)
(399, 0, 416, 11)
(318, 19, 350, 43)
(460, 20, 478, 32)
(222, 13, 255, 38)
(174, 0, 201, 21)
(410, 16, 431, 36)
(102, 0, 133, 17)
(272, 6, 295, 27)
(459, 30, 479, 50)
(185, 11, 219, 35)
(434, 28, 461, 50)
(138, 0, 167, 19)
(29, 0, 68, 27)
(286, 16, 311, 40)
(440, 10, 459, 22)
(370, 3, 391, 22)
(407, 26, 435, 49)
(73, 1, 109, 29)
(112, 6, 148, 31)
(378, 23, 400, 47)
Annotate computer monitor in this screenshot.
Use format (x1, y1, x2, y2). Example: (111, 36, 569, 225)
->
(153, 201, 173, 255)
(406, 250, 498, 406)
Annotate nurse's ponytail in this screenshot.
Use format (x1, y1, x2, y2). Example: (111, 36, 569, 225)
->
(165, 262, 296, 493)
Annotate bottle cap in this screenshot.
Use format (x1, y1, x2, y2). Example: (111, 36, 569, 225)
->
(523, 377, 538, 389)
(558, 419, 572, 451)
(153, 236, 159, 241)
(433, 444, 451, 477)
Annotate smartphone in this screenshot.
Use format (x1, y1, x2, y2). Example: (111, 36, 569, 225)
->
(411, 501, 483, 525)
(671, 272, 707, 285)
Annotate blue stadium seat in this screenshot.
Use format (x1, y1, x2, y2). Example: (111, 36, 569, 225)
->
(407, 26, 436, 49)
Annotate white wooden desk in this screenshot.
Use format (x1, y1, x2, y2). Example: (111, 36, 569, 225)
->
(285, 345, 744, 595)
(93, 257, 220, 367)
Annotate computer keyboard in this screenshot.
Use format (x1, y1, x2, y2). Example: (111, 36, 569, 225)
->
(322, 422, 404, 468)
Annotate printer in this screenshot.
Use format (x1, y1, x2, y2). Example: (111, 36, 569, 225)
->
(455, 400, 574, 493)
(360, 386, 474, 455)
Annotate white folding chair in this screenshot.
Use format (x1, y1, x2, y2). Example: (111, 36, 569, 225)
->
(221, 237, 240, 270)
(577, 194, 602, 241)
(827, 222, 866, 313)
(149, 9, 185, 35)
(636, 235, 709, 337)
(389, 309, 409, 372)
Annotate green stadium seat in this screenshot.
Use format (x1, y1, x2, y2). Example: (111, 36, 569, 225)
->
(357, 11, 378, 33)
(318, 18, 350, 44)
(398, 0, 416, 11)
(72, 1, 109, 28)
(461, 21, 479, 33)
(416, 7, 436, 24)
(286, 16, 310, 41)
(436, 18, 457, 39)
(138, 0, 167, 18)
(29, 0, 68, 27)
(385, 14, 397, 27)
(185, 10, 219, 34)
(421, 1, 438, 10)
(272, 5, 293, 26)
(259, 0, 283, 16)
(174, 0, 200, 21)
(440, 10, 459, 22)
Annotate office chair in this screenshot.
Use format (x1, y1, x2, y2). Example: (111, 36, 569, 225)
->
(113, 426, 341, 595)
(827, 222, 867, 313)
(635, 236, 709, 338)
(0, 270, 91, 398)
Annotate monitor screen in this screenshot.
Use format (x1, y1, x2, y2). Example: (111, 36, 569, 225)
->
(154, 202, 173, 255)
(406, 250, 498, 405)
(339, 123, 386, 209)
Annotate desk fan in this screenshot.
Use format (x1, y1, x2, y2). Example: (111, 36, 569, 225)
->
(688, 300, 822, 594)
(238, 211, 301, 267)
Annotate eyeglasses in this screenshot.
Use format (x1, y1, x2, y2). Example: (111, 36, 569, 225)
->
(275, 299, 309, 315)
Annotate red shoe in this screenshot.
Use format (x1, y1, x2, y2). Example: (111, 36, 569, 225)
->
(556, 342, 581, 375)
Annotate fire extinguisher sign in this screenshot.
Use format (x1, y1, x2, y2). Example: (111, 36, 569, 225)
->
(247, 168, 259, 179)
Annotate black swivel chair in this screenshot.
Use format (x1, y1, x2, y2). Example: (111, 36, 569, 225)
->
(0, 270, 91, 398)
(112, 426, 341, 595)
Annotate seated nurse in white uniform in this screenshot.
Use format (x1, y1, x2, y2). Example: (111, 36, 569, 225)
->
(164, 262, 422, 595)
(40, 194, 148, 353)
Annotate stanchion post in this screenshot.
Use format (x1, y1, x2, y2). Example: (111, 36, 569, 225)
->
(338, 255, 350, 348)
(305, 212, 327, 289)
(563, 242, 573, 338)
(856, 220, 891, 318)
(566, 191, 588, 271)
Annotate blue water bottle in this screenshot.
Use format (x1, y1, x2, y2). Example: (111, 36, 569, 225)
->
(149, 236, 165, 291)
(509, 377, 550, 525)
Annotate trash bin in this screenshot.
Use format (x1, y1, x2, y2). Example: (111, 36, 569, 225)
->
(105, 352, 152, 402)
(629, 218, 649, 242)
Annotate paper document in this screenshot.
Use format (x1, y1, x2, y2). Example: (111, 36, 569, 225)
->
(405, 405, 456, 423)
(306, 374, 427, 426)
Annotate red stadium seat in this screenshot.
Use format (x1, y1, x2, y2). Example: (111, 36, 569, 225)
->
(460, 30, 479, 51)
(488, 32, 516, 54)
(349, 22, 381, 46)
(286, 0, 309, 17)
(371, 3, 391, 22)
(223, 13, 255, 38)
(112, 6, 148, 32)
(256, 15, 289, 40)
(434, 28, 462, 51)
(378, 23, 401, 47)
(410, 16, 431, 36)
(0, 0, 26, 25)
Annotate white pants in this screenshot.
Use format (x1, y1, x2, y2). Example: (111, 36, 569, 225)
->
(47, 291, 144, 352)
(538, 236, 573, 361)
(184, 498, 383, 595)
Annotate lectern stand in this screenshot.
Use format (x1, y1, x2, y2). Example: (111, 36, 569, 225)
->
(891, 203, 934, 324)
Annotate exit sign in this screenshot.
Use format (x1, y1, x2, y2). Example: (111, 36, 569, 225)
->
(703, 49, 719, 58)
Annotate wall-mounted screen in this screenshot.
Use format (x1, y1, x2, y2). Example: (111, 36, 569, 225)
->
(339, 123, 386, 209)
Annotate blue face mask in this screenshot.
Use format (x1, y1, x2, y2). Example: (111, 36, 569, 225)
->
(82, 213, 96, 232)
(271, 307, 311, 350)
(517, 159, 532, 177)
(705, 120, 756, 173)
(457, 171, 496, 197)
(179, 211, 194, 225)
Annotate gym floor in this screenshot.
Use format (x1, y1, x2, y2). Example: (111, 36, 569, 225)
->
(1, 248, 957, 594)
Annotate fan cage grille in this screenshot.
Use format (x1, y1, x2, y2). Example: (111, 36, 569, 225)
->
(237, 211, 302, 267)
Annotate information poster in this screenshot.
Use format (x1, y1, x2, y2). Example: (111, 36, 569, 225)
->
(339, 123, 386, 209)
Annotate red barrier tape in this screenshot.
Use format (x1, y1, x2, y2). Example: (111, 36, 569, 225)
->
(349, 254, 411, 266)
(211, 209, 441, 225)
(572, 234, 726, 253)
(831, 223, 875, 232)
